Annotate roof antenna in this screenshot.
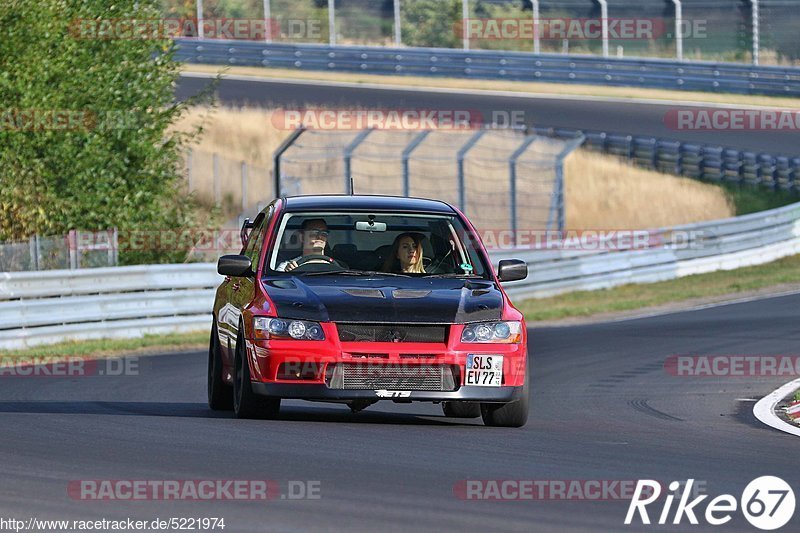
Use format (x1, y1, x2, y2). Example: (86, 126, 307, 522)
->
(350, 175, 355, 196)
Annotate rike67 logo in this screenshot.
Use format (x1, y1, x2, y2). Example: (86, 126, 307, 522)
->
(625, 477, 795, 530)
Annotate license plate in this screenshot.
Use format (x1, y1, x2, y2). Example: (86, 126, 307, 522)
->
(465, 354, 503, 387)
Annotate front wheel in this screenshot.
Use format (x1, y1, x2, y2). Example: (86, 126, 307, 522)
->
(233, 330, 280, 419)
(480, 371, 529, 428)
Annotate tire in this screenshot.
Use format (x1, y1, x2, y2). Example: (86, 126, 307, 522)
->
(480, 371, 529, 428)
(233, 328, 280, 420)
(442, 401, 481, 418)
(208, 321, 233, 411)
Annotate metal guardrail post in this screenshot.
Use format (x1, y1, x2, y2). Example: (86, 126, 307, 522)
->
(509, 136, 539, 246)
(401, 131, 431, 198)
(671, 0, 683, 61)
(343, 128, 374, 195)
(751, 0, 760, 65)
(456, 130, 486, 213)
(272, 127, 306, 198)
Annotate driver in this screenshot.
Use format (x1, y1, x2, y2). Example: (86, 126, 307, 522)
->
(276, 218, 330, 272)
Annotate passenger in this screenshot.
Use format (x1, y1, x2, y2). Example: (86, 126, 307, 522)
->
(382, 232, 426, 274)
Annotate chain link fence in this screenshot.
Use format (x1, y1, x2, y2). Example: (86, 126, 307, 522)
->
(0, 231, 118, 272)
(274, 127, 584, 237)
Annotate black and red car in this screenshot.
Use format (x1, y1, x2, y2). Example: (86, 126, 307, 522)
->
(209, 195, 530, 427)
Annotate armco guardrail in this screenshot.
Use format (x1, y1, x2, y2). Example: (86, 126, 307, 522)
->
(174, 39, 800, 97)
(2, 201, 800, 349)
(530, 125, 800, 192)
(0, 264, 222, 350)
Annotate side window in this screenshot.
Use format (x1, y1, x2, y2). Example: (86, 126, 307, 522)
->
(244, 206, 274, 267)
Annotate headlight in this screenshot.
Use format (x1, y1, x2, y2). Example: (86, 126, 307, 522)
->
(460, 321, 522, 343)
(254, 317, 325, 341)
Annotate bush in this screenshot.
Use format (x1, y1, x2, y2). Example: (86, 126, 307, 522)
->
(0, 0, 211, 264)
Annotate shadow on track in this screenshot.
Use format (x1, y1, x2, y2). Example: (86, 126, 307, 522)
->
(0, 401, 480, 426)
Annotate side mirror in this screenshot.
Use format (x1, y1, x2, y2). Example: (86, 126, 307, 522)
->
(218, 255, 253, 277)
(497, 259, 528, 282)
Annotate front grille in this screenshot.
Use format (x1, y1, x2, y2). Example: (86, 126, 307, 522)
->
(336, 323, 447, 343)
(328, 363, 457, 391)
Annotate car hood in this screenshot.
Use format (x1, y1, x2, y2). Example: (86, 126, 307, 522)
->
(261, 276, 503, 323)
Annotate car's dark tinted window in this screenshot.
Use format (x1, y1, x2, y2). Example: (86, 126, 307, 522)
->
(265, 212, 490, 277)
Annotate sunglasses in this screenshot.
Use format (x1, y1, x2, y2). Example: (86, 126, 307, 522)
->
(305, 229, 330, 238)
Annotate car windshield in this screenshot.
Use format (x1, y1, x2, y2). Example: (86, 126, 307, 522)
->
(265, 212, 490, 278)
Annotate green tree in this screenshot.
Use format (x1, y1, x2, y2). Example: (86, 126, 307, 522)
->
(0, 0, 209, 263)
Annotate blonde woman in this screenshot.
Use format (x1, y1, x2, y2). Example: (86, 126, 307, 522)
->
(382, 232, 426, 274)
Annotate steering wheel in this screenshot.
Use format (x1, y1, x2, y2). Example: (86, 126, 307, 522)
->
(292, 254, 348, 271)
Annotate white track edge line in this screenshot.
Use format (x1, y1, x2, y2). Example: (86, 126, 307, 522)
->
(753, 377, 800, 437)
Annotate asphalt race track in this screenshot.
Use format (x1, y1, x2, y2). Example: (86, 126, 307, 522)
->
(176, 75, 800, 156)
(2, 293, 798, 531)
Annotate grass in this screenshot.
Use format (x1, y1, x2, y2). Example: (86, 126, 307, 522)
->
(0, 332, 208, 359)
(721, 184, 799, 216)
(182, 64, 800, 110)
(516, 253, 800, 322)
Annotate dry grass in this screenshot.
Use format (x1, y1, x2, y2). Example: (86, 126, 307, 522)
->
(174, 105, 734, 229)
(183, 64, 800, 110)
(564, 149, 734, 229)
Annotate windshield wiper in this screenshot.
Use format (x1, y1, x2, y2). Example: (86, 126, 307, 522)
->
(300, 269, 411, 277)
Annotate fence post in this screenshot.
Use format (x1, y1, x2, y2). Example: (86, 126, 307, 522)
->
(241, 161, 248, 212)
(213, 153, 220, 207)
(196, 0, 204, 40)
(394, 0, 402, 47)
(272, 127, 306, 198)
(751, 0, 760, 65)
(462, 0, 469, 50)
(402, 131, 431, 197)
(328, 0, 336, 46)
(28, 236, 38, 271)
(595, 0, 609, 58)
(112, 228, 119, 266)
(343, 128, 374, 194)
(263, 0, 272, 43)
(68, 230, 78, 270)
(532, 0, 540, 54)
(187, 148, 193, 193)
(671, 0, 683, 61)
(549, 135, 586, 233)
(456, 130, 486, 213)
(509, 136, 539, 247)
